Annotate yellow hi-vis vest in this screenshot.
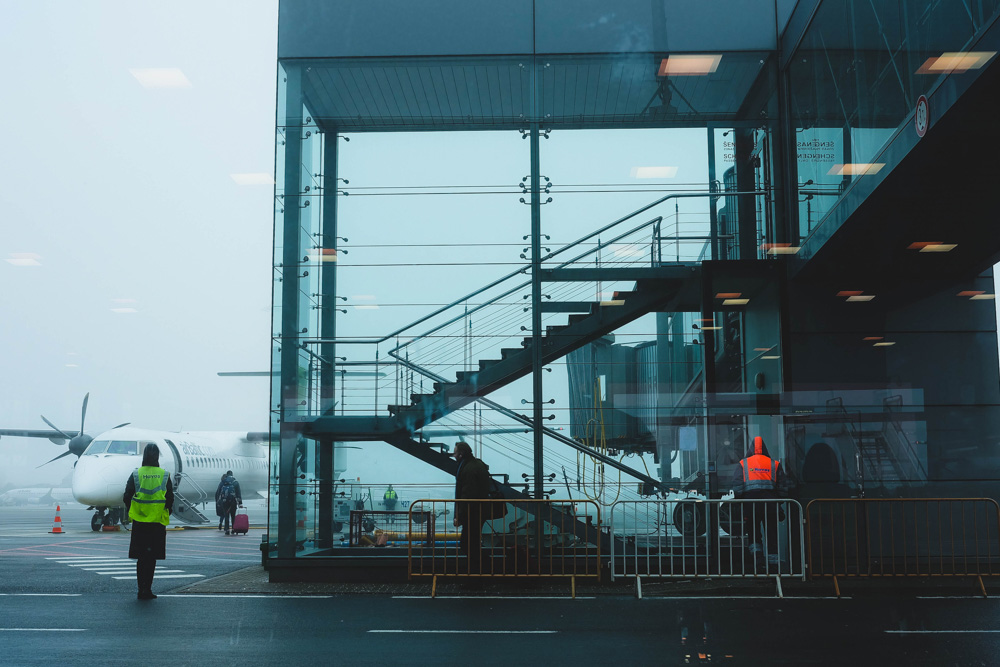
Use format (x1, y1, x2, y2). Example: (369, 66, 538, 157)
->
(128, 466, 170, 525)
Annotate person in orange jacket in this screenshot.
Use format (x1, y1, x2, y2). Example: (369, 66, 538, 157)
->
(733, 436, 788, 566)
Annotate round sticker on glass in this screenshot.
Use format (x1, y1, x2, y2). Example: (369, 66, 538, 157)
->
(915, 95, 929, 138)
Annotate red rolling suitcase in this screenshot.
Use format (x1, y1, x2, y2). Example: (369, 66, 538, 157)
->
(232, 507, 249, 535)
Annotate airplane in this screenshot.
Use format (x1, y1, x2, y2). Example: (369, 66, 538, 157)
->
(0, 394, 269, 531)
(1, 394, 532, 533)
(0, 487, 75, 507)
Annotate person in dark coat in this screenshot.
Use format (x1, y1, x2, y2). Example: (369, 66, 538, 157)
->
(215, 473, 227, 530)
(123, 444, 174, 600)
(215, 471, 242, 535)
(452, 441, 491, 574)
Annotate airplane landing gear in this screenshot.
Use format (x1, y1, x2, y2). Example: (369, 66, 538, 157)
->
(91, 507, 127, 531)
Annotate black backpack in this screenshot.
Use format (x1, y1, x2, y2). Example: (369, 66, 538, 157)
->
(220, 477, 236, 504)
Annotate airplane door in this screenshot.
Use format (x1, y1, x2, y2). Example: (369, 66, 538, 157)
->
(163, 439, 183, 489)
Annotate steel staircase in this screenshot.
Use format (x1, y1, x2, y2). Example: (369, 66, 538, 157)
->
(388, 273, 690, 434)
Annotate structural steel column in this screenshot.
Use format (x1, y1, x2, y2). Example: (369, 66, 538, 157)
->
(530, 122, 544, 500)
(317, 132, 340, 549)
(278, 67, 304, 560)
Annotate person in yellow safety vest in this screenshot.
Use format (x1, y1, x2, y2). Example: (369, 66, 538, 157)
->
(123, 443, 174, 600)
(383, 484, 398, 511)
(732, 436, 788, 567)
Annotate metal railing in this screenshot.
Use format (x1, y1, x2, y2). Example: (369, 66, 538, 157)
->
(408, 498, 601, 596)
(805, 498, 1000, 596)
(609, 499, 806, 596)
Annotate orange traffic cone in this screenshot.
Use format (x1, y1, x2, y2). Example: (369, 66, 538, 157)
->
(50, 505, 65, 534)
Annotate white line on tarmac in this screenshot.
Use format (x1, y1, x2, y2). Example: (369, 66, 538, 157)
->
(67, 562, 131, 567)
(157, 595, 334, 599)
(54, 559, 129, 563)
(45, 556, 114, 560)
(93, 570, 186, 575)
(369, 630, 558, 634)
(885, 630, 1000, 634)
(392, 596, 596, 600)
(112, 574, 204, 580)
(0, 629, 87, 632)
(638, 596, 851, 600)
(0, 594, 81, 597)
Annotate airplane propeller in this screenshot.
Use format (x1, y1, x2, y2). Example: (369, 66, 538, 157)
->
(31, 394, 130, 467)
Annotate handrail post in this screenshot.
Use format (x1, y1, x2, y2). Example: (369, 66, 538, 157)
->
(529, 122, 544, 504)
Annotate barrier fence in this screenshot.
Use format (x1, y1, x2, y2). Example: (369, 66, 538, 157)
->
(408, 499, 601, 596)
(805, 498, 1000, 595)
(609, 499, 806, 596)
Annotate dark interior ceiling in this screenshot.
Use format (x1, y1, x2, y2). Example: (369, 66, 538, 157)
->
(791, 52, 1000, 292)
(298, 53, 769, 132)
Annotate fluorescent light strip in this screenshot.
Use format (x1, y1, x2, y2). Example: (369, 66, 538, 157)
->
(828, 163, 885, 176)
(658, 54, 722, 76)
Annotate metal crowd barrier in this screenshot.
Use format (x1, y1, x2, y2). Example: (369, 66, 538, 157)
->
(805, 498, 1000, 596)
(609, 499, 806, 597)
(408, 499, 601, 597)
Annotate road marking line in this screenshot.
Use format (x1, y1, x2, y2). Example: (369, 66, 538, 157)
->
(157, 594, 334, 599)
(368, 630, 557, 634)
(638, 596, 851, 600)
(885, 630, 1000, 634)
(46, 556, 113, 560)
(93, 570, 186, 575)
(112, 574, 204, 580)
(54, 558, 130, 563)
(392, 596, 596, 600)
(0, 594, 82, 597)
(67, 562, 131, 567)
(0, 629, 87, 632)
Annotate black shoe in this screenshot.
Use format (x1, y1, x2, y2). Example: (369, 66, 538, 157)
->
(225, 530, 230, 535)
(137, 591, 157, 600)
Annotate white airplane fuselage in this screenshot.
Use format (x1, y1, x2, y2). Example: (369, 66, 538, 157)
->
(72, 426, 267, 522)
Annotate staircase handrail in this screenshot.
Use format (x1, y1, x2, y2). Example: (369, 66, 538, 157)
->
(175, 471, 210, 504)
(388, 354, 672, 493)
(388, 213, 663, 357)
(881, 395, 927, 481)
(300, 189, 769, 350)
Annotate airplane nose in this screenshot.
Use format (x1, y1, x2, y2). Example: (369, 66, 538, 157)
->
(72, 457, 132, 506)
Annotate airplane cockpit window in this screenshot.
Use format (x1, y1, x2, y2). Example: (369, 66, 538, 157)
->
(84, 441, 111, 456)
(107, 441, 139, 455)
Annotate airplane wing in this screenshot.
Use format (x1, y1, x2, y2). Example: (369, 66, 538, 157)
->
(0, 429, 79, 443)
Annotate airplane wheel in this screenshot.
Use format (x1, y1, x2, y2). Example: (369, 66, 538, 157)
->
(91, 514, 103, 532)
(673, 502, 706, 537)
(102, 514, 114, 527)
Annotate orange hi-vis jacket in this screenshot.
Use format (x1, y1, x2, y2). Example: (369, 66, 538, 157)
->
(737, 436, 781, 495)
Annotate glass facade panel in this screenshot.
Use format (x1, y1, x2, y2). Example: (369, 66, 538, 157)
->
(790, 0, 1000, 241)
(268, 1, 1000, 575)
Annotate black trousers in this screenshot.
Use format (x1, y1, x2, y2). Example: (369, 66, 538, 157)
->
(222, 503, 236, 530)
(458, 502, 485, 574)
(741, 502, 780, 553)
(136, 557, 156, 593)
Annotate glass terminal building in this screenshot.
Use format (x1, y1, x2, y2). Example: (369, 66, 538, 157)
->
(267, 0, 1000, 579)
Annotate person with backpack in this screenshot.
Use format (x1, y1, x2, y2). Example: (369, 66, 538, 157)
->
(215, 470, 242, 535)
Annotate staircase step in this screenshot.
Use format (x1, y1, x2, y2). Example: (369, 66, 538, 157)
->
(540, 301, 595, 313)
(545, 325, 568, 337)
(410, 393, 433, 405)
(479, 358, 500, 371)
(567, 313, 590, 325)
